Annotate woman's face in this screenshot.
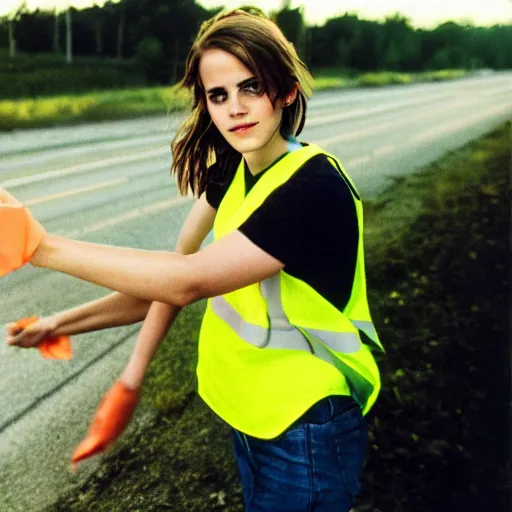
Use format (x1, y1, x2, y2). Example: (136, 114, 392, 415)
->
(199, 48, 293, 170)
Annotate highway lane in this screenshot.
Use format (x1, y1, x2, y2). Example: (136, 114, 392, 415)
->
(0, 71, 511, 511)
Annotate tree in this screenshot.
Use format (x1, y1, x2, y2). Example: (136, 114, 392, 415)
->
(135, 35, 166, 82)
(124, 0, 210, 82)
(7, 4, 56, 54)
(272, 3, 307, 59)
(81, 5, 107, 55)
(379, 15, 416, 70)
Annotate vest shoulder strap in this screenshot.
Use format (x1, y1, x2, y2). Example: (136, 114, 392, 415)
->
(324, 153, 361, 202)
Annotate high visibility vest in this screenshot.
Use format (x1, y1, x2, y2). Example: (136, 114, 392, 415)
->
(197, 144, 384, 439)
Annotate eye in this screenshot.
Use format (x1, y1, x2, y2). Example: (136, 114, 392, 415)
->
(243, 80, 263, 95)
(208, 92, 227, 104)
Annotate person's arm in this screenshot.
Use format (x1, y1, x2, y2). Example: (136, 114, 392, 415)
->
(30, 207, 284, 307)
(120, 193, 217, 389)
(53, 293, 150, 336)
(6, 288, 151, 348)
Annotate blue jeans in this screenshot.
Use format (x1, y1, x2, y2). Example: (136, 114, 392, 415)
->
(232, 395, 367, 512)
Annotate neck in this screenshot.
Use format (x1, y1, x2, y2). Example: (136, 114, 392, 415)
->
(244, 133, 288, 176)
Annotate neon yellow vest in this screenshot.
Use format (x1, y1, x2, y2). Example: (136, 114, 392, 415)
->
(197, 144, 384, 439)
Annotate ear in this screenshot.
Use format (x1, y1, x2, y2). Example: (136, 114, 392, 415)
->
(282, 83, 299, 108)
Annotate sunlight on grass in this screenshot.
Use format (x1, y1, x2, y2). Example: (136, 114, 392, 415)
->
(313, 76, 349, 90)
(357, 72, 414, 86)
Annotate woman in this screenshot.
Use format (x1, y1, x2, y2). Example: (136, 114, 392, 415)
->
(3, 7, 383, 511)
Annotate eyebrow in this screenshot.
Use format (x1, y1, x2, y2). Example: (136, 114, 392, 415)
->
(206, 76, 258, 94)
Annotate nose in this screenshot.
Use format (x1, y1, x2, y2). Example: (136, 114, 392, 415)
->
(228, 93, 247, 117)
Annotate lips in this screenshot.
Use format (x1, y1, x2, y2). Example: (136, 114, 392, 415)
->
(229, 122, 258, 132)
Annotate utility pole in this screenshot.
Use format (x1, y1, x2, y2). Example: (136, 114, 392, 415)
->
(66, 8, 72, 64)
(8, 19, 16, 58)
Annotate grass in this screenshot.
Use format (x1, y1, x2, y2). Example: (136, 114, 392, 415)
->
(358, 122, 510, 511)
(0, 69, 468, 131)
(47, 123, 511, 512)
(314, 69, 466, 90)
(0, 84, 192, 131)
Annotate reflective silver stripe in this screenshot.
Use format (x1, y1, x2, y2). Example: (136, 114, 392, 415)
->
(211, 276, 364, 355)
(260, 275, 313, 352)
(211, 295, 267, 347)
(265, 325, 313, 352)
(261, 275, 361, 354)
(350, 319, 383, 351)
(307, 328, 360, 353)
(351, 319, 378, 342)
(210, 295, 312, 351)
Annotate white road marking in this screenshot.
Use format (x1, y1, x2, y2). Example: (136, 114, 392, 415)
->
(482, 84, 512, 97)
(313, 121, 395, 147)
(312, 94, 505, 149)
(62, 195, 191, 238)
(1, 147, 169, 188)
(0, 132, 172, 171)
(345, 156, 372, 168)
(373, 145, 395, 157)
(24, 178, 128, 206)
(409, 102, 512, 145)
(306, 95, 448, 127)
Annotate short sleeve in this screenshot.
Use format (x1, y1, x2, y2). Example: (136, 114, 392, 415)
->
(206, 180, 229, 209)
(205, 162, 237, 209)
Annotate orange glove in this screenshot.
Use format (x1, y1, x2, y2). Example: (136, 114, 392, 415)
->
(0, 187, 46, 277)
(8, 316, 72, 360)
(71, 380, 141, 469)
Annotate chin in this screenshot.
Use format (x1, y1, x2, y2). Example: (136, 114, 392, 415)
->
(228, 138, 265, 155)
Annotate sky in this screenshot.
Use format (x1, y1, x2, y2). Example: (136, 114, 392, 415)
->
(1, 0, 511, 28)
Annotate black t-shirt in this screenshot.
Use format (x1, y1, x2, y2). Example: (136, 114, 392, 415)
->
(205, 152, 359, 312)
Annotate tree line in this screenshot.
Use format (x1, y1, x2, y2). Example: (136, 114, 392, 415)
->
(1, 0, 511, 85)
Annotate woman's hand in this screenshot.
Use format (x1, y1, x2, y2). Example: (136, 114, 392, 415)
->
(5, 315, 58, 349)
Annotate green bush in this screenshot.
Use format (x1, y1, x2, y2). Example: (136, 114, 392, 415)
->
(0, 51, 147, 99)
(422, 69, 467, 81)
(0, 67, 147, 99)
(357, 72, 413, 87)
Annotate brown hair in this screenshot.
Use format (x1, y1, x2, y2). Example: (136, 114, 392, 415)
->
(171, 7, 314, 197)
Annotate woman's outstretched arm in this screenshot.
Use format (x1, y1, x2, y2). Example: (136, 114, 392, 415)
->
(51, 292, 150, 336)
(30, 206, 284, 307)
(6, 292, 151, 348)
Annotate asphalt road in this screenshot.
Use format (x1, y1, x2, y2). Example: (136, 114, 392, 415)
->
(0, 71, 511, 511)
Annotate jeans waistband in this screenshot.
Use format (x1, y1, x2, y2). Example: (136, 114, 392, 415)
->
(297, 395, 358, 425)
